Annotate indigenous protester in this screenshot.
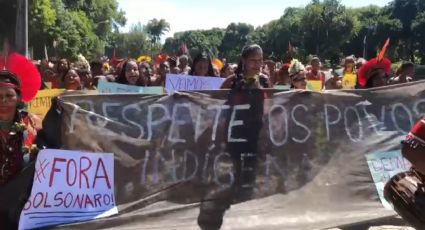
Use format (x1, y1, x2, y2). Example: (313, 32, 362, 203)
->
(115, 59, 142, 86)
(168, 57, 180, 74)
(326, 68, 343, 90)
(199, 44, 268, 230)
(357, 57, 391, 89)
(389, 61, 415, 85)
(289, 59, 307, 90)
(90, 60, 110, 87)
(384, 118, 425, 229)
(221, 44, 271, 89)
(356, 58, 366, 71)
(0, 69, 40, 228)
(75, 54, 95, 90)
(275, 63, 291, 86)
(212, 58, 224, 77)
(77, 68, 95, 90)
(53, 58, 70, 89)
(153, 61, 170, 87)
(139, 62, 154, 86)
(341, 56, 357, 89)
(178, 55, 191, 75)
(64, 69, 83, 90)
(220, 63, 234, 78)
(263, 59, 276, 83)
(212, 64, 220, 77)
(306, 57, 325, 90)
(41, 67, 57, 89)
(189, 52, 215, 77)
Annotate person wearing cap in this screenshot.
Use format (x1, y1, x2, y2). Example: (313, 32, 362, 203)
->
(384, 119, 425, 229)
(288, 59, 307, 90)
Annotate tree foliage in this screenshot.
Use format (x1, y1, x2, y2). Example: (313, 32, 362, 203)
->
(29, 0, 126, 60)
(27, 0, 425, 64)
(161, 0, 425, 64)
(145, 18, 170, 44)
(163, 28, 225, 58)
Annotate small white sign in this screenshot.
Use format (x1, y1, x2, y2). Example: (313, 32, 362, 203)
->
(165, 74, 224, 93)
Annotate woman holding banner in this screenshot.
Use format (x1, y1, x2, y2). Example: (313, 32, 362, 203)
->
(198, 45, 269, 230)
(220, 45, 271, 89)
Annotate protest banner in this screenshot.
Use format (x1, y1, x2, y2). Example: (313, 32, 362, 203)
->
(306, 80, 322, 91)
(27, 89, 65, 118)
(97, 80, 164, 95)
(7, 81, 425, 229)
(165, 74, 224, 93)
(19, 149, 117, 230)
(365, 151, 411, 209)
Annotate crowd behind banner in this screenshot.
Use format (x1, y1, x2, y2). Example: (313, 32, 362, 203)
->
(32, 45, 416, 93)
(0, 42, 421, 229)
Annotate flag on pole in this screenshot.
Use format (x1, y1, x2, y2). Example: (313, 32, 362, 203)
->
(377, 38, 390, 62)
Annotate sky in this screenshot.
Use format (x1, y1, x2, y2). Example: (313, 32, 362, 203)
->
(118, 0, 392, 39)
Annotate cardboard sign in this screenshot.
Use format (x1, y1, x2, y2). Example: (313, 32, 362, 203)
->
(27, 89, 65, 118)
(365, 150, 411, 209)
(306, 80, 322, 91)
(19, 149, 117, 230)
(165, 74, 225, 93)
(342, 73, 357, 89)
(97, 81, 164, 95)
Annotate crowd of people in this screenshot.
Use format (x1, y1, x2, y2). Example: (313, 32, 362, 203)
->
(32, 44, 416, 92)
(0, 41, 420, 229)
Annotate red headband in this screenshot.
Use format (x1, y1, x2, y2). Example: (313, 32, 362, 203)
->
(0, 82, 19, 89)
(403, 119, 425, 149)
(409, 119, 425, 144)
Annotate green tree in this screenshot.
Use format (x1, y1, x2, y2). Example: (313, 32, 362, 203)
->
(412, 12, 425, 64)
(29, 0, 126, 60)
(300, 0, 360, 61)
(386, 0, 425, 61)
(29, 0, 57, 58)
(219, 23, 254, 62)
(249, 7, 304, 61)
(343, 6, 402, 59)
(145, 18, 170, 44)
(162, 28, 224, 58)
(114, 23, 150, 58)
